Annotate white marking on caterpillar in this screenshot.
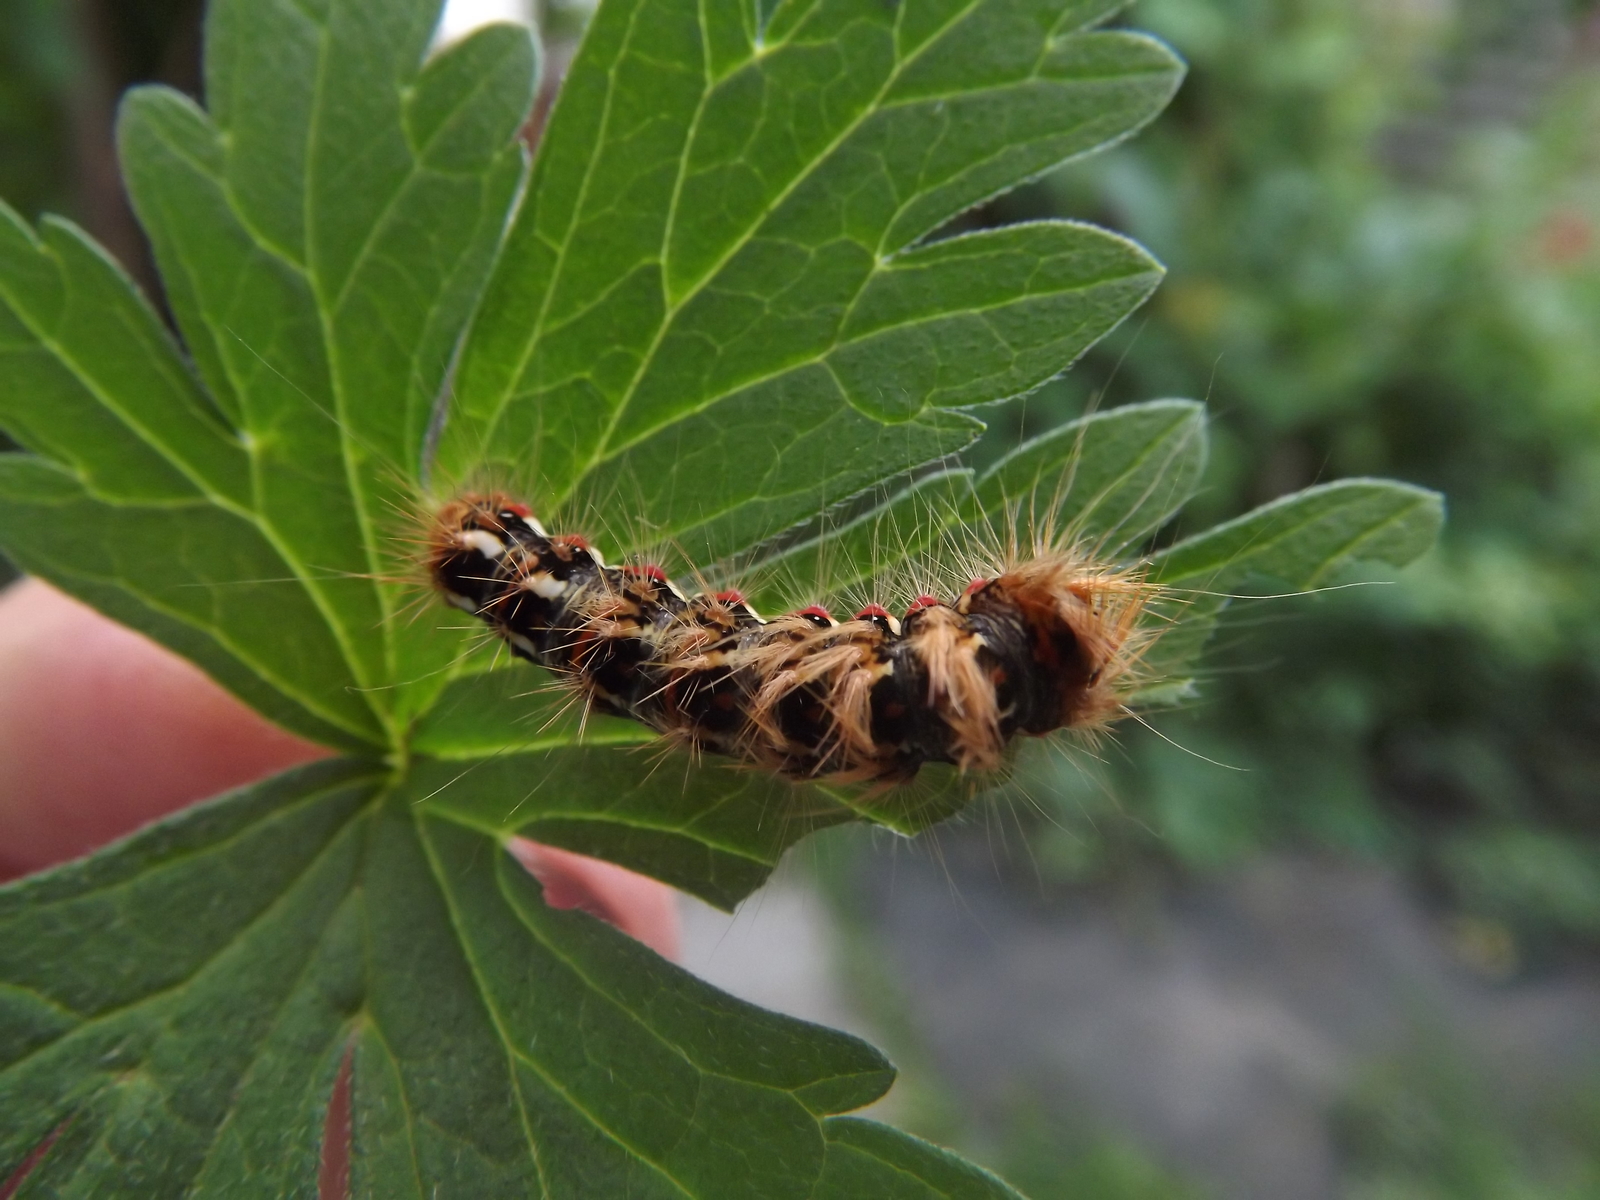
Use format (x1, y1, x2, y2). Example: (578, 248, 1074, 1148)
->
(458, 529, 507, 559)
(521, 573, 569, 600)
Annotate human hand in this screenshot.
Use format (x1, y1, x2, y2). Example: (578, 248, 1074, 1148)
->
(0, 578, 679, 957)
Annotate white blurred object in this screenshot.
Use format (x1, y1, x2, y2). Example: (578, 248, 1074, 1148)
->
(435, 0, 534, 44)
(678, 872, 863, 1033)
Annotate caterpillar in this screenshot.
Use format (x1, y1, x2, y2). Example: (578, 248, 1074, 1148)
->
(427, 493, 1160, 786)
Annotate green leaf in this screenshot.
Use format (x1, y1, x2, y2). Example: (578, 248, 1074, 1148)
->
(0, 767, 916, 1198)
(1150, 477, 1447, 591)
(1141, 479, 1447, 695)
(0, 761, 379, 1196)
(743, 467, 979, 614)
(741, 399, 1206, 619)
(118, 17, 538, 732)
(407, 659, 654, 759)
(0, 8, 537, 746)
(817, 1118, 1027, 1198)
(975, 397, 1207, 554)
(402, 746, 854, 909)
(0, 454, 377, 748)
(0, 0, 1437, 1191)
(439, 0, 1183, 562)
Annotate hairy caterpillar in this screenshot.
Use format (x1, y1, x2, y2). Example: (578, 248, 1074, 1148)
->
(427, 493, 1162, 786)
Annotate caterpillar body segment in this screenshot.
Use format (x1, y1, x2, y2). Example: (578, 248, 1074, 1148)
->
(429, 494, 1157, 786)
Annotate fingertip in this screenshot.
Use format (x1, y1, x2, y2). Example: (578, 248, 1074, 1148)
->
(508, 838, 682, 960)
(0, 579, 331, 877)
(0, 583, 687, 964)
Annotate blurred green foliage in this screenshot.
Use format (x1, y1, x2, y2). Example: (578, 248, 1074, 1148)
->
(0, 0, 78, 578)
(0, 0, 75, 221)
(1335, 1040, 1600, 1199)
(978, 0, 1600, 960)
(997, 1101, 1205, 1200)
(0, 0, 201, 225)
(0, 0, 201, 584)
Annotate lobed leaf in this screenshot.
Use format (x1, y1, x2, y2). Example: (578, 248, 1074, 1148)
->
(0, 764, 952, 1199)
(440, 0, 1183, 562)
(121, 14, 537, 730)
(404, 746, 855, 908)
(741, 398, 1208, 618)
(386, 0, 1185, 784)
(974, 397, 1206, 554)
(1140, 479, 1447, 695)
(1149, 477, 1446, 591)
(0, 454, 378, 747)
(0, 762, 380, 1196)
(0, 9, 537, 745)
(0, 0, 1444, 1193)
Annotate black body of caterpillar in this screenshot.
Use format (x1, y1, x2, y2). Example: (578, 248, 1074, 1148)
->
(430, 494, 1153, 785)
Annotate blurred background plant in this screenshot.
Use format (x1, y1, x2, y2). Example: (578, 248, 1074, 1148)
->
(980, 0, 1600, 967)
(907, 2, 1600, 1191)
(6, 0, 1600, 1196)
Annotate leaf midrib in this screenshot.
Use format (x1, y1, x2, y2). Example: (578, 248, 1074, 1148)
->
(578, 5, 1172, 481)
(353, 1018, 433, 1198)
(39, 558, 382, 740)
(1303, 499, 1432, 588)
(422, 822, 865, 1200)
(1074, 413, 1204, 555)
(171, 16, 523, 744)
(423, 783, 789, 868)
(181, 891, 361, 1190)
(598, 407, 961, 553)
(300, 9, 401, 740)
(36, 179, 392, 740)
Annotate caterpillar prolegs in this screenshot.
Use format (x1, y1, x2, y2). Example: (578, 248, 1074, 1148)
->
(429, 494, 1159, 786)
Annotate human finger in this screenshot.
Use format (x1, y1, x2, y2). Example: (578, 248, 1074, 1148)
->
(0, 579, 685, 958)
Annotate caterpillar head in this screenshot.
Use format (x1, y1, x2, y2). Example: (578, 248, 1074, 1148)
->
(428, 493, 547, 613)
(963, 555, 1157, 734)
